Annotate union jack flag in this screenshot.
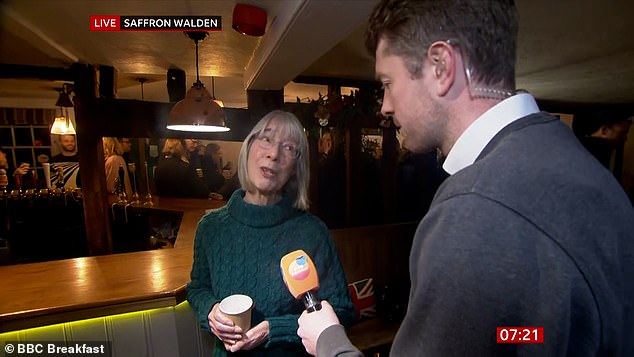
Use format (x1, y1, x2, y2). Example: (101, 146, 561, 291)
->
(348, 278, 376, 320)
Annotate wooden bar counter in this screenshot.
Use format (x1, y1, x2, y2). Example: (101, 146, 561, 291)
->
(0, 196, 225, 333)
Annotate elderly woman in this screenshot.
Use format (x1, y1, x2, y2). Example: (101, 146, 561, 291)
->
(187, 110, 354, 356)
(102, 137, 131, 196)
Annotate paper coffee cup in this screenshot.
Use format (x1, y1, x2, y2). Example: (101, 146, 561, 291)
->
(219, 294, 253, 332)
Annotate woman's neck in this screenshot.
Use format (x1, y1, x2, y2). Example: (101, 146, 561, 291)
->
(243, 190, 282, 206)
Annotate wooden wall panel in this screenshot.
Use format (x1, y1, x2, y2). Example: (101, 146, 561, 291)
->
(330, 222, 417, 292)
(0, 302, 213, 357)
(19, 323, 65, 341)
(108, 313, 148, 356)
(175, 301, 211, 356)
(147, 308, 180, 357)
(66, 317, 108, 341)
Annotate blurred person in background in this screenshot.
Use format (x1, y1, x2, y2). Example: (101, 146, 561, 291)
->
(201, 143, 227, 192)
(184, 138, 204, 172)
(572, 111, 632, 179)
(102, 137, 131, 196)
(0, 148, 29, 190)
(50, 134, 80, 189)
(51, 134, 79, 163)
(118, 137, 134, 166)
(154, 138, 209, 198)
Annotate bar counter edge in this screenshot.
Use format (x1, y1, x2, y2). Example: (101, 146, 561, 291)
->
(0, 197, 224, 333)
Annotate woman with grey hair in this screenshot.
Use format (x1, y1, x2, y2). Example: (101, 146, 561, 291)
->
(187, 110, 354, 356)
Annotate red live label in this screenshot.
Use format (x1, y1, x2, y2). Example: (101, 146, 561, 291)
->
(496, 327, 544, 344)
(91, 16, 120, 31)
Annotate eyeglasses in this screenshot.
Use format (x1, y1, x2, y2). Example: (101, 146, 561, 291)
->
(255, 134, 300, 158)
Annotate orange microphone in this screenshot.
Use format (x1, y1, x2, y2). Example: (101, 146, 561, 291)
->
(280, 250, 322, 312)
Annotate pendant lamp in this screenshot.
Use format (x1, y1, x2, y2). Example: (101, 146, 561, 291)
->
(50, 84, 76, 135)
(167, 32, 229, 133)
(211, 76, 224, 107)
(137, 77, 146, 100)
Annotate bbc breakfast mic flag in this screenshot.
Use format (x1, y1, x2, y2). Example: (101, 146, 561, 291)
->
(90, 16, 222, 32)
(280, 250, 322, 312)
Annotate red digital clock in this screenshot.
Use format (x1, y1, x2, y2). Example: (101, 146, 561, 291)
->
(496, 327, 544, 344)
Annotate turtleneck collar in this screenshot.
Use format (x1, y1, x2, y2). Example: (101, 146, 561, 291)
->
(227, 189, 297, 228)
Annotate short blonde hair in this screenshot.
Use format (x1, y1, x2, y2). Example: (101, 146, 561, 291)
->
(237, 110, 310, 210)
(102, 137, 122, 157)
(162, 138, 188, 160)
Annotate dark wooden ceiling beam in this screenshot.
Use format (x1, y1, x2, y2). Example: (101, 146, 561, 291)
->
(536, 99, 634, 117)
(293, 75, 381, 90)
(0, 64, 74, 81)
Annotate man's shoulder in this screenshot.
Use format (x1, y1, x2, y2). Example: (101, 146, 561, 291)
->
(435, 113, 632, 224)
(454, 114, 608, 191)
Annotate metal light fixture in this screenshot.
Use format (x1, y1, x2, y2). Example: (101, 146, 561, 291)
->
(167, 32, 229, 133)
(50, 84, 76, 135)
(211, 76, 224, 107)
(137, 77, 146, 100)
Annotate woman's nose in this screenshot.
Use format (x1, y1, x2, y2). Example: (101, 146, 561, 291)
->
(265, 143, 280, 160)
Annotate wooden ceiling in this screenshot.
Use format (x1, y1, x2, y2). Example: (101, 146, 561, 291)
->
(1, 0, 633, 110)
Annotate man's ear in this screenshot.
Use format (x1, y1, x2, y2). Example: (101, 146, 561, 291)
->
(427, 42, 456, 97)
(598, 125, 611, 138)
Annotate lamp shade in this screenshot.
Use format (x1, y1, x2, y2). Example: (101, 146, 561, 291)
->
(213, 98, 225, 108)
(210, 76, 224, 107)
(50, 115, 76, 135)
(167, 83, 230, 132)
(51, 86, 76, 135)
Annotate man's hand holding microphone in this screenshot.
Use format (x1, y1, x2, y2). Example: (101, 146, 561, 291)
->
(280, 250, 344, 356)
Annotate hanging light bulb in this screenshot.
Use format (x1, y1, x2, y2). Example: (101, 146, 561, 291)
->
(167, 32, 229, 133)
(51, 85, 76, 135)
(50, 108, 76, 135)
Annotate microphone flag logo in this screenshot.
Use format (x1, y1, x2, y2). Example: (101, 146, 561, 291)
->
(289, 255, 310, 280)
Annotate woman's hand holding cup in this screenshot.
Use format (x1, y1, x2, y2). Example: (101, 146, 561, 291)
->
(208, 303, 244, 348)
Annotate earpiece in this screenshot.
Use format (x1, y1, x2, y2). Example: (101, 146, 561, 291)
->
(436, 60, 445, 77)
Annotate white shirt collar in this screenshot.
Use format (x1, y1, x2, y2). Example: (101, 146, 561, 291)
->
(442, 92, 540, 175)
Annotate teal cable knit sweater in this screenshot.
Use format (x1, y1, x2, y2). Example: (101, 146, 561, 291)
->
(187, 189, 355, 356)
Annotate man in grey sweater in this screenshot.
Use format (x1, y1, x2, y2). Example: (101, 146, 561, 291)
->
(297, 0, 634, 356)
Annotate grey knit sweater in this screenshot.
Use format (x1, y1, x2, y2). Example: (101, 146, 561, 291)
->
(314, 112, 634, 356)
(392, 112, 634, 356)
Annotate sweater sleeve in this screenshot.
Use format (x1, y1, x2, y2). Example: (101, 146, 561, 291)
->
(392, 193, 599, 356)
(317, 324, 363, 357)
(186, 218, 221, 331)
(265, 313, 304, 347)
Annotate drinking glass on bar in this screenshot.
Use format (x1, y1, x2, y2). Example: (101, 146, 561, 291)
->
(127, 163, 140, 204)
(143, 161, 153, 206)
